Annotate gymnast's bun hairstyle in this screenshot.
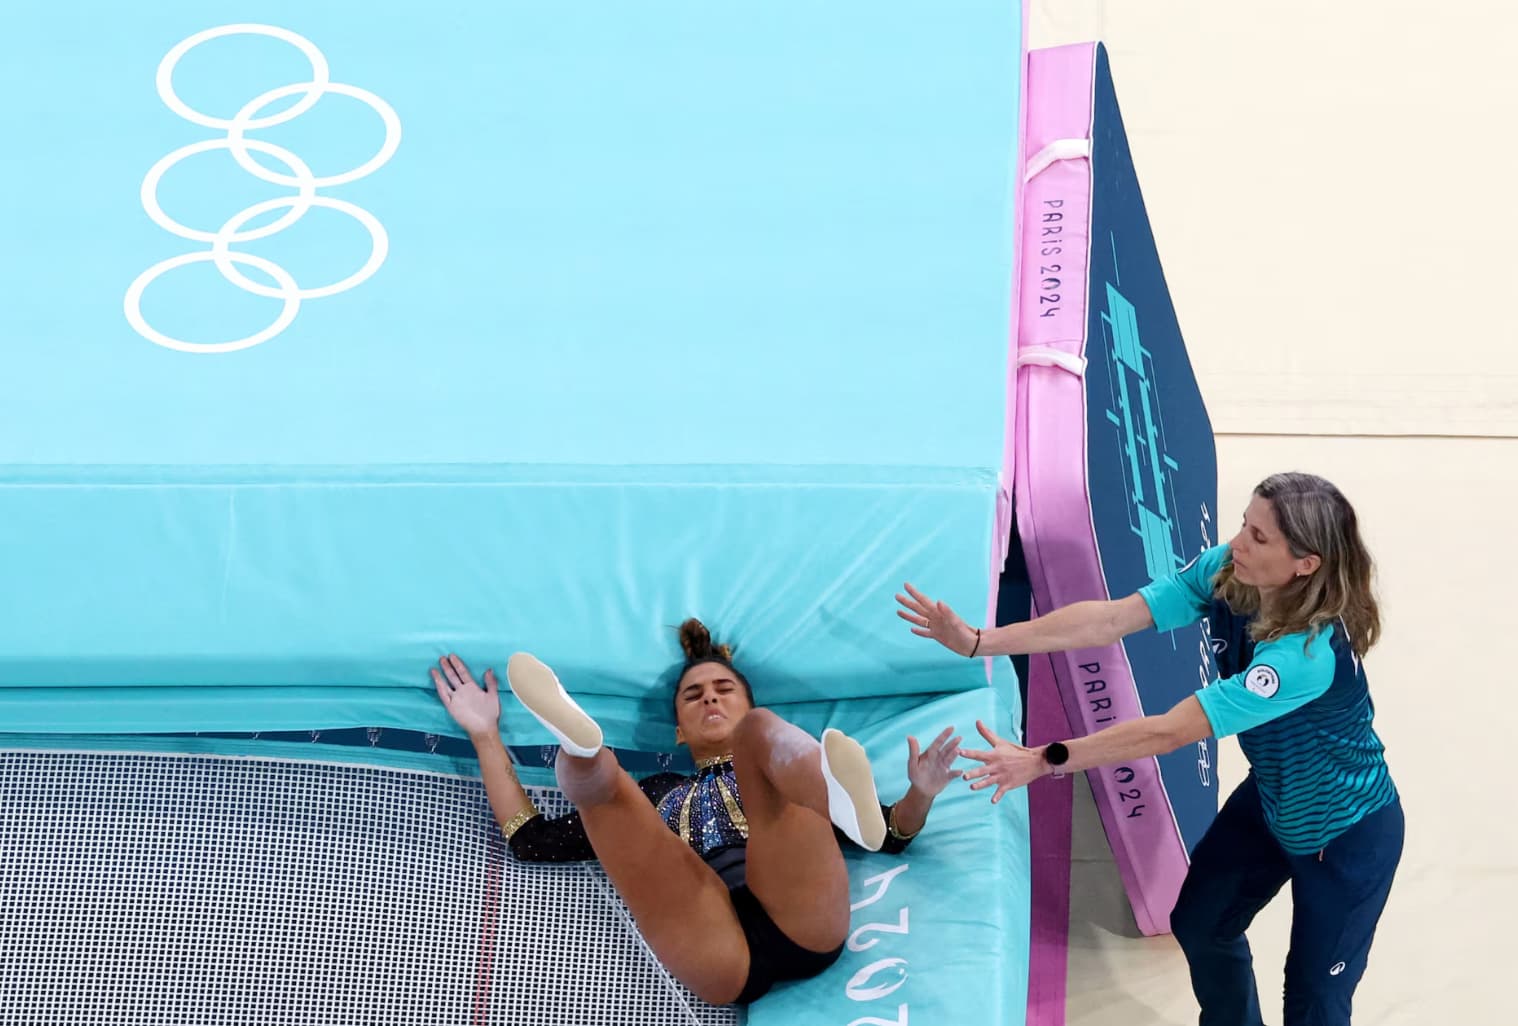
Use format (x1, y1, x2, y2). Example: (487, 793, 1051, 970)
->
(671, 617, 754, 714)
(677, 617, 734, 664)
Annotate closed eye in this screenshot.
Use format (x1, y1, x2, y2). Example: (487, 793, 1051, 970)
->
(1242, 518, 1267, 545)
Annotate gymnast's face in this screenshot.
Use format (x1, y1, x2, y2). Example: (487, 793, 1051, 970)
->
(1228, 494, 1319, 592)
(673, 662, 754, 756)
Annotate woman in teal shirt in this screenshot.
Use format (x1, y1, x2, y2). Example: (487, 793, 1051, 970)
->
(899, 472, 1402, 1026)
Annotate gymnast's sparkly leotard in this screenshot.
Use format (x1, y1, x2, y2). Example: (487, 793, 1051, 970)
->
(506, 753, 918, 1003)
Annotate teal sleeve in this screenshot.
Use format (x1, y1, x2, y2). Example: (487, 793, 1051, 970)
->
(1194, 630, 1336, 739)
(1137, 545, 1231, 632)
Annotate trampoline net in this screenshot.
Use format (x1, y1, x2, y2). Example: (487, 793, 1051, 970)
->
(0, 750, 738, 1026)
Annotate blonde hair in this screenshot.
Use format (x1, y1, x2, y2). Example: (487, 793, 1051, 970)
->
(1213, 472, 1381, 657)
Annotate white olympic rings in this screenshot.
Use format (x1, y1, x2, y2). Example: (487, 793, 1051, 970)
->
(124, 23, 400, 354)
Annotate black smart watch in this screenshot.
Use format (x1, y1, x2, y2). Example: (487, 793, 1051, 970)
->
(1043, 741, 1070, 777)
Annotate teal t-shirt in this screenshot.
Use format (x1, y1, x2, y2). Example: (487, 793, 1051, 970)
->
(1139, 545, 1396, 854)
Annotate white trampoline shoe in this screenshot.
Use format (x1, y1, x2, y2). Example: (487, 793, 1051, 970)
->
(505, 652, 603, 759)
(820, 728, 886, 852)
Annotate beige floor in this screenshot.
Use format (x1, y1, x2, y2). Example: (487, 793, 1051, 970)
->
(1062, 436, 1516, 1024)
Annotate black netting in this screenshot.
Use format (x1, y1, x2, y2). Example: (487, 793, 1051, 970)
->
(0, 751, 738, 1026)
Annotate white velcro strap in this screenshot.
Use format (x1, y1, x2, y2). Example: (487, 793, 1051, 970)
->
(1023, 138, 1092, 182)
(1017, 347, 1087, 376)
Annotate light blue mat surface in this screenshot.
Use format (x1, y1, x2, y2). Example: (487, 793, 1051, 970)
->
(4, 0, 1017, 468)
(2, 1, 1023, 723)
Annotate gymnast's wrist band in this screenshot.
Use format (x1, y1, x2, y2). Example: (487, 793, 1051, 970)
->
(887, 803, 921, 842)
(500, 806, 541, 840)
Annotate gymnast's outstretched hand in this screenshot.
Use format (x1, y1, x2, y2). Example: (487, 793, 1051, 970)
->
(906, 726, 964, 797)
(887, 725, 965, 837)
(431, 654, 502, 741)
(958, 720, 1047, 804)
(895, 583, 980, 657)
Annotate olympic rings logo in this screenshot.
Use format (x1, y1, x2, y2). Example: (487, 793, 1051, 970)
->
(124, 24, 401, 354)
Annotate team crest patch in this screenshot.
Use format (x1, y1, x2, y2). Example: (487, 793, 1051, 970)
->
(1244, 665, 1281, 698)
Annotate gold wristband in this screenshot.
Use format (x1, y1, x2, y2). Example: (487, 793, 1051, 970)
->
(887, 804, 922, 842)
(500, 806, 541, 841)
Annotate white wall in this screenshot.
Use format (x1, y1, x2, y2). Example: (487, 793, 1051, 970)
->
(1029, 3, 1517, 1023)
(1031, 2, 1518, 437)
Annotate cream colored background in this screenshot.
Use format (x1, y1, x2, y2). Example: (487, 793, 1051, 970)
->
(1027, 3, 1516, 1023)
(1031, 1, 1518, 438)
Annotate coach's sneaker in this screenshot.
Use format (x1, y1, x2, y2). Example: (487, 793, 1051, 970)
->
(505, 652, 603, 759)
(820, 728, 886, 852)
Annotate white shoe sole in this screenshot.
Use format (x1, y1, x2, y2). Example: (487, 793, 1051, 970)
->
(820, 728, 886, 852)
(505, 652, 603, 758)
